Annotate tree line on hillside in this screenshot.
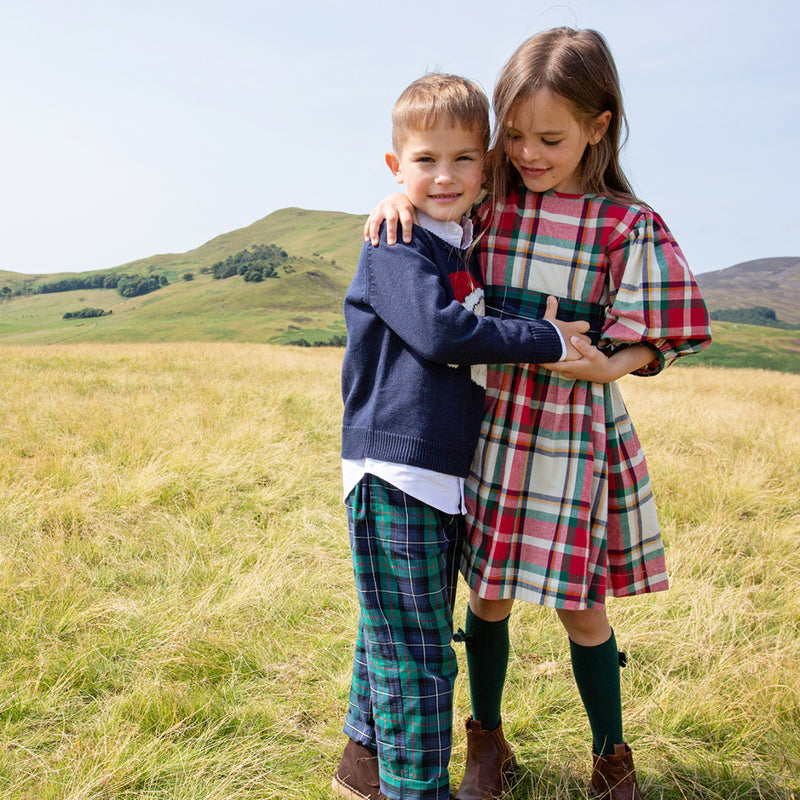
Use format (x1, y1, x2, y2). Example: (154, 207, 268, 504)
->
(709, 306, 798, 329)
(62, 307, 112, 320)
(211, 244, 295, 282)
(2, 241, 312, 301)
(2, 273, 169, 299)
(38, 273, 168, 298)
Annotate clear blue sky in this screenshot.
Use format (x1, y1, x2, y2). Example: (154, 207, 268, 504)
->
(2, 0, 798, 275)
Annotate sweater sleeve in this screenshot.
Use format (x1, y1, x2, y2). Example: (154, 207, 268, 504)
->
(363, 229, 563, 365)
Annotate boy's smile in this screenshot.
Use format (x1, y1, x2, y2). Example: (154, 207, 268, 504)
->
(385, 122, 485, 222)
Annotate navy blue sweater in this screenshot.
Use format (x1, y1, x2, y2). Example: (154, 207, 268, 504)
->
(341, 224, 563, 478)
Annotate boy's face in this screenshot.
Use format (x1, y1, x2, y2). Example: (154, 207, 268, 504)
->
(385, 122, 484, 222)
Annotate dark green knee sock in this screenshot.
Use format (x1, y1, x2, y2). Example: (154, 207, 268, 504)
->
(464, 606, 510, 732)
(569, 631, 624, 757)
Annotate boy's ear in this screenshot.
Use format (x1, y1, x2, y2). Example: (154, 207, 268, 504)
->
(385, 152, 404, 184)
(589, 111, 612, 145)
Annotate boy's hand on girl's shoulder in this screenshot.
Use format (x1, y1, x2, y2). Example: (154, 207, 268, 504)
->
(364, 193, 417, 246)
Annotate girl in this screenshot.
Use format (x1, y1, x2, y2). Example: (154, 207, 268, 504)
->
(366, 28, 711, 800)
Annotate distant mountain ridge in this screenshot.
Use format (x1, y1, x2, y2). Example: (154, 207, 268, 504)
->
(696, 257, 800, 325)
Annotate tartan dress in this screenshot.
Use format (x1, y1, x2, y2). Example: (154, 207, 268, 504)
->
(463, 186, 711, 609)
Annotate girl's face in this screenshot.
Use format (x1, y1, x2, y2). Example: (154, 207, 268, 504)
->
(504, 89, 610, 195)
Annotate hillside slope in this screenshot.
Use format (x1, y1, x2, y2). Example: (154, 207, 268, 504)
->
(117, 207, 367, 282)
(0, 266, 353, 346)
(0, 208, 366, 346)
(2, 210, 800, 371)
(696, 256, 800, 325)
(0, 208, 366, 291)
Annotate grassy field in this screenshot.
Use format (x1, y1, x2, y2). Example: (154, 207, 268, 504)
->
(0, 344, 798, 799)
(687, 321, 800, 373)
(3, 282, 800, 373)
(0, 269, 350, 347)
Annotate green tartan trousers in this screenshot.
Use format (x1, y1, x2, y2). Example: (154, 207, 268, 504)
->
(343, 475, 462, 800)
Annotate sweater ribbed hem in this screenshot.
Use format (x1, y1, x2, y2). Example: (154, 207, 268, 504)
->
(342, 427, 471, 477)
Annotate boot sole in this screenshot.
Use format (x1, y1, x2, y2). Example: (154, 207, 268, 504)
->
(331, 773, 385, 800)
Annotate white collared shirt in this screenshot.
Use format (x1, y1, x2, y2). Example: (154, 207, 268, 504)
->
(415, 211, 474, 249)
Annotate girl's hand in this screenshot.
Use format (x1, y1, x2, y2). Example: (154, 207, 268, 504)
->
(364, 193, 417, 246)
(545, 340, 656, 383)
(544, 337, 613, 382)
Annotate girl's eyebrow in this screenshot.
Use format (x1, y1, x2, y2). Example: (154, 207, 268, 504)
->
(506, 121, 568, 136)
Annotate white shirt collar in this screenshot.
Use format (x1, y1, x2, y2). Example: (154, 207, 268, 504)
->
(416, 211, 474, 249)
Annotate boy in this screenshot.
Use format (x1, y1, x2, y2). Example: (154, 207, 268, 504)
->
(333, 73, 589, 800)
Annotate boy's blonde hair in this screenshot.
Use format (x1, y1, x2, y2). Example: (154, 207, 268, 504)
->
(391, 73, 490, 154)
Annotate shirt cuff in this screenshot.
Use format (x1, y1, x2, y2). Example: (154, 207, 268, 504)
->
(545, 320, 567, 360)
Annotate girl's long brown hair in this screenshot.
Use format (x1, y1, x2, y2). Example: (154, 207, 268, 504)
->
(489, 27, 638, 204)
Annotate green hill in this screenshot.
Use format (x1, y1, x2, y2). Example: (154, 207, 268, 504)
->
(0, 208, 367, 346)
(2, 209, 800, 372)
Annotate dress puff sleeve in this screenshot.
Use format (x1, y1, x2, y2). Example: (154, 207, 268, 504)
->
(601, 207, 712, 376)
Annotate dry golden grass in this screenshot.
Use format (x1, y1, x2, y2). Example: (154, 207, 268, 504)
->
(0, 346, 797, 799)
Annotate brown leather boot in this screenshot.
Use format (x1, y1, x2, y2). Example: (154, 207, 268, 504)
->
(590, 743, 642, 800)
(332, 738, 387, 800)
(454, 717, 518, 800)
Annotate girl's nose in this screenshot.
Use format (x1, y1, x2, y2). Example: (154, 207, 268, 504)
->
(520, 142, 539, 162)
